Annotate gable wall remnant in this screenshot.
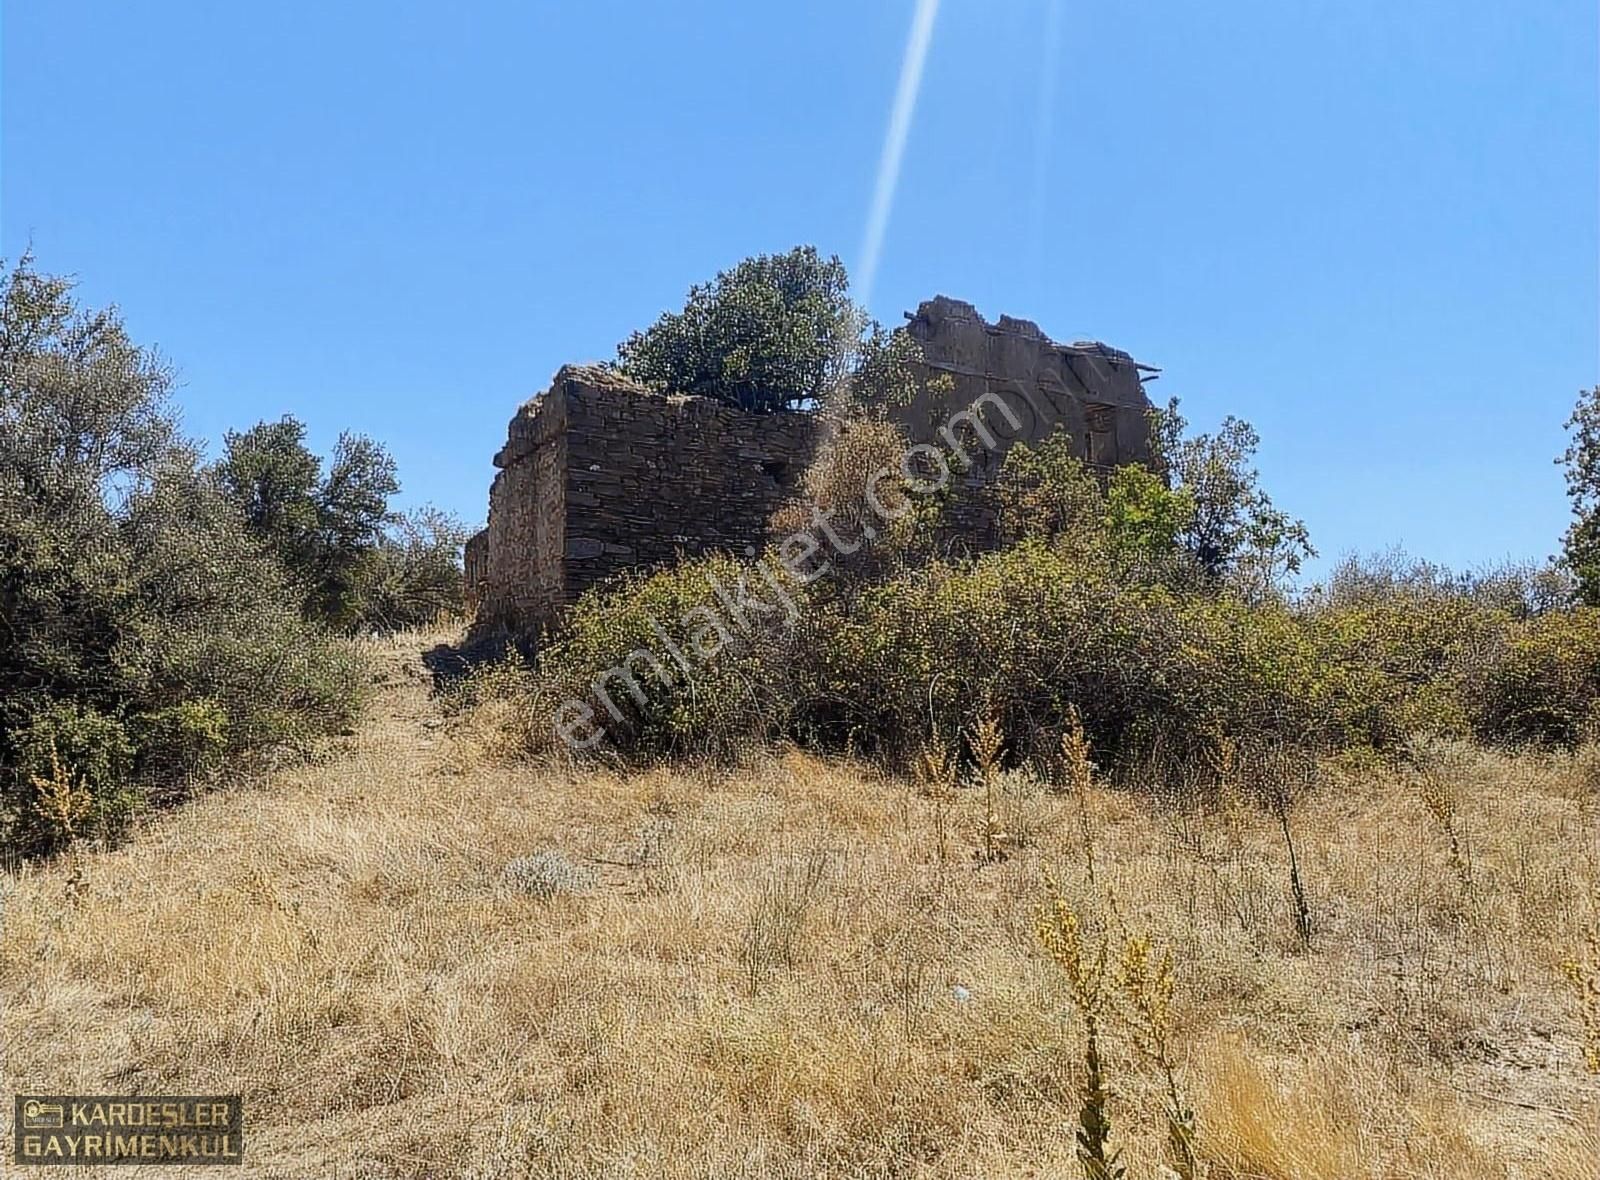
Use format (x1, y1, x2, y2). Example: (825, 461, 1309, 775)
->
(892, 296, 1158, 552)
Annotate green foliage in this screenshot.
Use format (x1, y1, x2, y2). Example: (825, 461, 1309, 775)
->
(1467, 608, 1600, 747)
(316, 431, 402, 621)
(1102, 464, 1194, 569)
(1310, 551, 1599, 748)
(134, 700, 229, 782)
(536, 554, 799, 757)
(11, 702, 139, 850)
(804, 542, 1355, 768)
(990, 414, 1283, 590)
(991, 426, 1107, 550)
(539, 540, 1361, 772)
(508, 339, 1600, 773)
(1326, 549, 1573, 619)
(615, 246, 863, 413)
(361, 507, 472, 632)
(839, 323, 927, 414)
(1308, 553, 1510, 744)
(0, 255, 365, 855)
(1151, 399, 1314, 598)
(772, 413, 949, 595)
(518, 535, 1600, 772)
(214, 416, 323, 571)
(1561, 386, 1600, 605)
(216, 416, 467, 631)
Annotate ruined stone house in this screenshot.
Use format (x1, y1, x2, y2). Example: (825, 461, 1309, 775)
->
(466, 296, 1156, 634)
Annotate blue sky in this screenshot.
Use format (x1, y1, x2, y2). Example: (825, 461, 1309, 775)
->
(3, 1, 1596, 578)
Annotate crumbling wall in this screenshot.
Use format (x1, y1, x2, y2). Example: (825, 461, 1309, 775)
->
(477, 375, 570, 630)
(894, 296, 1156, 550)
(472, 299, 1154, 636)
(478, 365, 821, 634)
(899, 296, 1154, 466)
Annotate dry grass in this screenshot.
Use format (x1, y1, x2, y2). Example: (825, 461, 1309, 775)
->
(3, 632, 1598, 1178)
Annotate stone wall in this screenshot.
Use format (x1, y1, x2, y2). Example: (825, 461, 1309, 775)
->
(472, 365, 821, 634)
(892, 296, 1158, 552)
(474, 373, 570, 630)
(468, 297, 1155, 635)
(901, 296, 1153, 465)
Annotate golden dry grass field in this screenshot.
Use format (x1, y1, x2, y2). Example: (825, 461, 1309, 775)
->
(3, 633, 1598, 1179)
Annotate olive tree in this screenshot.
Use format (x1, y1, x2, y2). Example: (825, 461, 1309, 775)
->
(0, 256, 362, 854)
(615, 246, 864, 413)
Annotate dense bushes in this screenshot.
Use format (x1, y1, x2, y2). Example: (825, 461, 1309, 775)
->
(0, 257, 366, 855)
(534, 554, 799, 757)
(527, 539, 1361, 772)
(526, 541, 1599, 777)
(798, 542, 1360, 768)
(515, 414, 1597, 778)
(1467, 608, 1600, 746)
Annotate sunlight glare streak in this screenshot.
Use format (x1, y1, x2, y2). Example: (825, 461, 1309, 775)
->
(857, 0, 941, 311)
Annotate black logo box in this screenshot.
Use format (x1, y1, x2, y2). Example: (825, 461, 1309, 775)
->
(14, 1096, 243, 1166)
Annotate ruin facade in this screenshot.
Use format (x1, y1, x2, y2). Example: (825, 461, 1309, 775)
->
(898, 295, 1156, 473)
(886, 295, 1159, 551)
(467, 364, 822, 632)
(467, 297, 1156, 634)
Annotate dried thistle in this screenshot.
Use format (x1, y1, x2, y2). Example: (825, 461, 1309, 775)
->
(1037, 869, 1105, 1012)
(970, 715, 1009, 863)
(30, 741, 92, 848)
(1115, 934, 1201, 1180)
(1063, 709, 1100, 888)
(915, 729, 957, 800)
(971, 715, 1004, 776)
(1418, 769, 1469, 885)
(1036, 870, 1123, 1179)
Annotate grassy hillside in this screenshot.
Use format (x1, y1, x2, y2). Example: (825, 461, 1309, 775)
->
(3, 632, 1597, 1179)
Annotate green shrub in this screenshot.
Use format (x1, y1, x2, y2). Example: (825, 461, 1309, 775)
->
(1469, 608, 1600, 746)
(527, 541, 1379, 775)
(1308, 594, 1508, 746)
(133, 699, 228, 782)
(990, 426, 1109, 551)
(361, 508, 471, 631)
(614, 246, 861, 413)
(798, 541, 1354, 775)
(508, 531, 1600, 774)
(0, 254, 368, 856)
(534, 554, 798, 758)
(10, 701, 139, 852)
(215, 417, 468, 632)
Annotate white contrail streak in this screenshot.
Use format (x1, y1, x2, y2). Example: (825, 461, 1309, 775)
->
(856, 0, 941, 311)
(1028, 0, 1065, 276)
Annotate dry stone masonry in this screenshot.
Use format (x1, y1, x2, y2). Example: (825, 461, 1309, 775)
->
(469, 364, 821, 632)
(467, 297, 1155, 635)
(899, 295, 1154, 472)
(890, 295, 1159, 550)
